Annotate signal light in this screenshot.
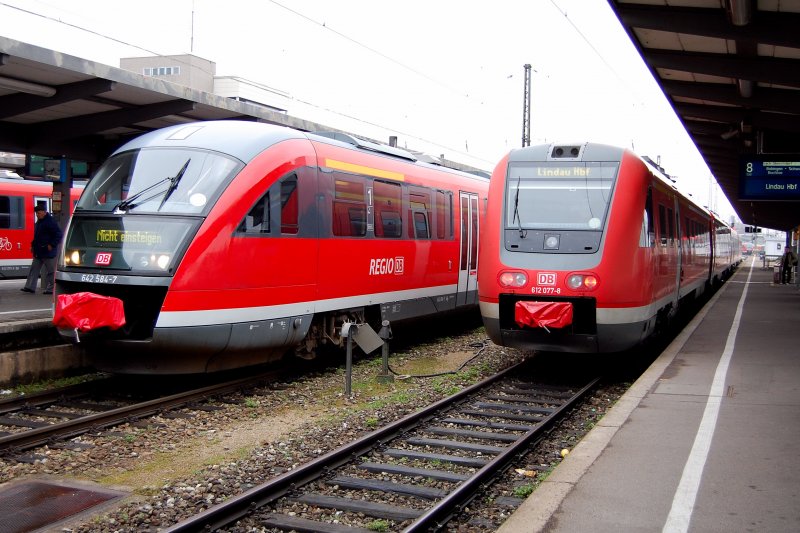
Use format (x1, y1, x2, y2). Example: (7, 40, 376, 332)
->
(499, 271, 528, 288)
(566, 273, 598, 291)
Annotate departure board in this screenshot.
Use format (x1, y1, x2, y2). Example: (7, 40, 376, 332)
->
(740, 156, 800, 200)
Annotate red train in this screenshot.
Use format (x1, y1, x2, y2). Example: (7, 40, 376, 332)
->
(54, 120, 488, 374)
(0, 178, 82, 278)
(478, 142, 740, 353)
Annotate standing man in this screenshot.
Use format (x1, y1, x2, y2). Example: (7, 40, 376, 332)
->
(780, 245, 798, 285)
(21, 204, 63, 294)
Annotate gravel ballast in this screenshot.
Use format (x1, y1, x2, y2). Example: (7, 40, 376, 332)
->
(0, 322, 633, 532)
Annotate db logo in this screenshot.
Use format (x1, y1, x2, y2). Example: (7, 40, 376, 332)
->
(368, 256, 405, 276)
(537, 272, 556, 285)
(95, 252, 112, 266)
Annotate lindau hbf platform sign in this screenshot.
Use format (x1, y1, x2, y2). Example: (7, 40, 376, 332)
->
(740, 155, 800, 200)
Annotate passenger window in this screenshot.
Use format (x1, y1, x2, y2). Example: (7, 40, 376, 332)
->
(435, 190, 453, 239)
(408, 188, 432, 239)
(333, 178, 366, 237)
(239, 193, 269, 234)
(0, 195, 24, 230)
(413, 211, 429, 238)
(374, 180, 402, 238)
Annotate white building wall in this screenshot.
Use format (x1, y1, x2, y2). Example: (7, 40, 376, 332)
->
(120, 54, 216, 92)
(213, 77, 290, 113)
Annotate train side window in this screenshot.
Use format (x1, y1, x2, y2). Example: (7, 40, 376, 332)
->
(238, 193, 269, 234)
(658, 204, 667, 246)
(333, 177, 366, 237)
(435, 191, 445, 239)
(412, 211, 429, 238)
(280, 175, 298, 235)
(0, 195, 24, 229)
(407, 188, 432, 239)
(373, 180, 402, 238)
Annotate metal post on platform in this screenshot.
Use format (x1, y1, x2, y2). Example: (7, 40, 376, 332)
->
(376, 320, 393, 383)
(342, 322, 356, 397)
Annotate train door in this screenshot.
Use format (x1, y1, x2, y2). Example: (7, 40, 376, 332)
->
(456, 192, 479, 306)
(673, 197, 682, 305)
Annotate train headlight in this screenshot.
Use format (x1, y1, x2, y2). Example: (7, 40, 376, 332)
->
(566, 273, 599, 291)
(135, 253, 172, 270)
(499, 271, 527, 288)
(65, 250, 82, 266)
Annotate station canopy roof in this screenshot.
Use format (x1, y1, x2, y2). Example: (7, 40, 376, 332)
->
(608, 0, 800, 231)
(0, 36, 485, 178)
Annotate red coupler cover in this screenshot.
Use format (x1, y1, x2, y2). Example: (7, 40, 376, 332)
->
(53, 292, 126, 332)
(514, 301, 573, 329)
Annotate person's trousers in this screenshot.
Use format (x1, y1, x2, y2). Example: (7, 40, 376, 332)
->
(781, 265, 794, 284)
(24, 256, 56, 292)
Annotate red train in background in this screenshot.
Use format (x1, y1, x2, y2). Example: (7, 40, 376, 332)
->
(0, 178, 82, 278)
(478, 142, 740, 354)
(54, 120, 488, 374)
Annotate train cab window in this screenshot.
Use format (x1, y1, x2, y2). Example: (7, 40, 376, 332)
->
(639, 209, 651, 247)
(238, 193, 269, 234)
(0, 195, 24, 229)
(373, 180, 402, 238)
(641, 188, 655, 247)
(280, 175, 298, 235)
(333, 178, 366, 237)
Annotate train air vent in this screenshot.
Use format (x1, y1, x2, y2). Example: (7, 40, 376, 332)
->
(313, 131, 417, 162)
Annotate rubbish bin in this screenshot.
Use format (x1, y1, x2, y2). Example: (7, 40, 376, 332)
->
(773, 265, 781, 284)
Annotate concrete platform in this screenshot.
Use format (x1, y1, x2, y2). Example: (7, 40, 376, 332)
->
(0, 278, 88, 385)
(499, 257, 800, 533)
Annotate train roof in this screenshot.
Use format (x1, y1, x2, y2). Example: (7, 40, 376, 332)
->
(507, 142, 625, 163)
(111, 121, 307, 163)
(113, 120, 489, 184)
(0, 177, 85, 189)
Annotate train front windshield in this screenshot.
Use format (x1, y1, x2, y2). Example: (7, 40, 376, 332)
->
(506, 161, 618, 230)
(62, 147, 242, 274)
(76, 147, 241, 214)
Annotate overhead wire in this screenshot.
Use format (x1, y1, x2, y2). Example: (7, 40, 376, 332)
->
(0, 0, 493, 165)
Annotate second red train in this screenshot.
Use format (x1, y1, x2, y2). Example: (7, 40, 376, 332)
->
(478, 142, 740, 354)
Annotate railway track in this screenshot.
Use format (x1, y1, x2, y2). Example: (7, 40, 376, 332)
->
(163, 362, 600, 532)
(0, 372, 283, 461)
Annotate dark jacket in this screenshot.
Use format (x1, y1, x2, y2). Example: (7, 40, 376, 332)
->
(32, 212, 63, 259)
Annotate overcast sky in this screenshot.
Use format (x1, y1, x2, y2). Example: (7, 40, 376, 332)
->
(0, 0, 736, 220)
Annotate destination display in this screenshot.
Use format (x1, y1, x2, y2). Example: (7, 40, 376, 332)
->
(740, 155, 800, 200)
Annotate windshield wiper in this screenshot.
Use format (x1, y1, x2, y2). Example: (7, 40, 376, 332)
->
(512, 176, 527, 239)
(158, 159, 191, 211)
(114, 176, 171, 212)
